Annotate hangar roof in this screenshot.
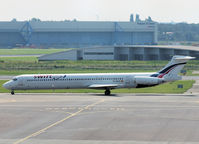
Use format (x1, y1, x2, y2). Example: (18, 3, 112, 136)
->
(0, 22, 25, 32)
(0, 21, 156, 32)
(29, 21, 156, 32)
(117, 45, 199, 51)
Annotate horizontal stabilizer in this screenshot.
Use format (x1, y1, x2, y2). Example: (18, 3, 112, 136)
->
(174, 56, 195, 60)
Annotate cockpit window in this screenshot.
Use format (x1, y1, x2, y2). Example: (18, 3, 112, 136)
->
(13, 78, 18, 81)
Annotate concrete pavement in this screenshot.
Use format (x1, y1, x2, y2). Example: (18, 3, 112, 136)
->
(0, 93, 199, 144)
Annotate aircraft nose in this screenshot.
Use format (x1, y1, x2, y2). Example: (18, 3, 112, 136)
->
(3, 81, 11, 90)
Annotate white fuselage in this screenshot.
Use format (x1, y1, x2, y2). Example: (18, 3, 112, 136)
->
(4, 73, 155, 90)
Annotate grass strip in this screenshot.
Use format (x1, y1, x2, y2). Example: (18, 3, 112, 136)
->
(0, 48, 67, 55)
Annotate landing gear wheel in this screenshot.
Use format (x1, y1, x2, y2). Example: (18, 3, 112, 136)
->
(105, 90, 111, 95)
(11, 90, 14, 95)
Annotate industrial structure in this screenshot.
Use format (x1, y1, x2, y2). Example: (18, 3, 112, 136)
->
(38, 45, 199, 61)
(0, 14, 157, 47)
(2, 15, 198, 61)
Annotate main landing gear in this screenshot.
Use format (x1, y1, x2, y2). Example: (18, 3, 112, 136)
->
(104, 89, 111, 95)
(11, 90, 15, 95)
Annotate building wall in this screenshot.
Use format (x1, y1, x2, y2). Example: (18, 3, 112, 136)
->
(39, 45, 199, 61)
(0, 32, 25, 46)
(30, 32, 113, 46)
(29, 32, 155, 46)
(83, 47, 114, 60)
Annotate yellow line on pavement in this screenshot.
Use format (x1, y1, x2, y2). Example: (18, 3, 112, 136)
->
(13, 99, 105, 144)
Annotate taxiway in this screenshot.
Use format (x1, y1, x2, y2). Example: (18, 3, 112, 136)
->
(0, 93, 199, 144)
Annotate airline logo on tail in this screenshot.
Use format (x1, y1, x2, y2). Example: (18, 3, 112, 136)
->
(151, 62, 187, 78)
(151, 55, 195, 81)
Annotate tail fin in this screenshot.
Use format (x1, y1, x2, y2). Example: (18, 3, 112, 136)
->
(152, 55, 195, 81)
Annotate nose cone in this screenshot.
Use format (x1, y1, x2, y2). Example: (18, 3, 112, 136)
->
(3, 81, 12, 90)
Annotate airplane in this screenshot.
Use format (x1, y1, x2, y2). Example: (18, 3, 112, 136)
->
(3, 55, 195, 95)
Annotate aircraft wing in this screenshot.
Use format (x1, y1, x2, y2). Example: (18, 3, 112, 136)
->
(88, 84, 119, 89)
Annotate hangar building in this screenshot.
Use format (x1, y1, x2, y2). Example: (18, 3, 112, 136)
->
(0, 15, 157, 47)
(38, 45, 199, 61)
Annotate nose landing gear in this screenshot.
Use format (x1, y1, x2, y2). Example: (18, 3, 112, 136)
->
(11, 90, 15, 95)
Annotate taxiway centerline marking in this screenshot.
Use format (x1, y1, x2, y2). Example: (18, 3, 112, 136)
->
(13, 99, 105, 144)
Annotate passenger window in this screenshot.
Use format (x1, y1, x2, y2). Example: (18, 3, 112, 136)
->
(13, 78, 17, 81)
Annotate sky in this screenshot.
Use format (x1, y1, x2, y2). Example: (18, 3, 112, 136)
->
(0, 0, 198, 23)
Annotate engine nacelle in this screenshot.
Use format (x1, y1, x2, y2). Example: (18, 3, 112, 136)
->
(135, 76, 164, 85)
